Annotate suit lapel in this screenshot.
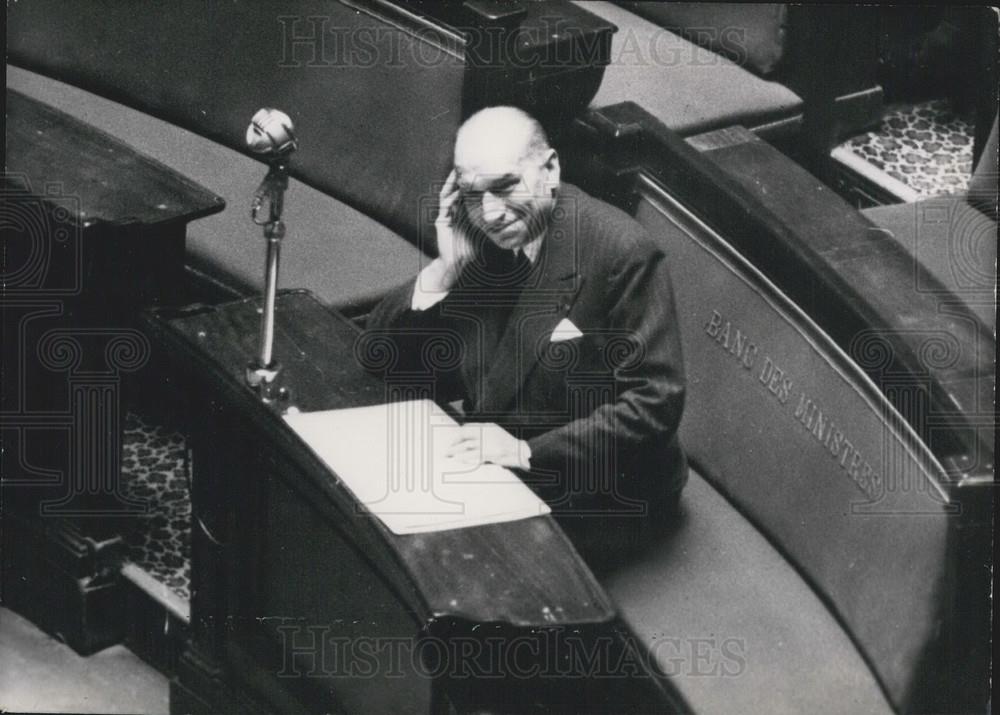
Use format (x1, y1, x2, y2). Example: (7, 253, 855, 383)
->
(479, 190, 585, 414)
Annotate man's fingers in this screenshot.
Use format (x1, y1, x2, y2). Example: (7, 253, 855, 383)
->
(447, 453, 482, 466)
(448, 427, 478, 442)
(443, 433, 482, 461)
(445, 441, 479, 454)
(438, 169, 459, 218)
(440, 169, 457, 197)
(444, 439, 480, 459)
(453, 232, 475, 262)
(445, 425, 496, 446)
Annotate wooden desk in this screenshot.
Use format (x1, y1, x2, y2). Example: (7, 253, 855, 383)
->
(2, 90, 224, 653)
(4, 90, 225, 308)
(144, 291, 673, 714)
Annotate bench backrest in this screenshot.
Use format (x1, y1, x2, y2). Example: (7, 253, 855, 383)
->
(636, 181, 953, 710)
(7, 0, 468, 242)
(8, 0, 610, 245)
(563, 104, 987, 711)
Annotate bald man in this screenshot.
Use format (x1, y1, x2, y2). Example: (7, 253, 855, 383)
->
(366, 107, 686, 561)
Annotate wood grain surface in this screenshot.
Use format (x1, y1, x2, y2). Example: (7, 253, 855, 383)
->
(146, 291, 615, 628)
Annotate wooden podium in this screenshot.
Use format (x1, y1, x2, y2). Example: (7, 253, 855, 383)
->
(143, 291, 677, 714)
(2, 90, 224, 653)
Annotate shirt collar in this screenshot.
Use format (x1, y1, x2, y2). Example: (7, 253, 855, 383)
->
(517, 231, 544, 264)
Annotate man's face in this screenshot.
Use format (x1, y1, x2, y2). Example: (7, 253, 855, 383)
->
(454, 145, 558, 251)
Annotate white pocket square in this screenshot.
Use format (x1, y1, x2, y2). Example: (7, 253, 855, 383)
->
(550, 318, 583, 342)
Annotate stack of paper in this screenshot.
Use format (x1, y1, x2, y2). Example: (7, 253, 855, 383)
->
(283, 400, 550, 534)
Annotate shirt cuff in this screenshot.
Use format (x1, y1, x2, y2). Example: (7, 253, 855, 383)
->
(411, 263, 451, 311)
(518, 439, 532, 471)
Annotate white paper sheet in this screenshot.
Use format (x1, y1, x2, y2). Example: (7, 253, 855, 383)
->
(283, 400, 550, 534)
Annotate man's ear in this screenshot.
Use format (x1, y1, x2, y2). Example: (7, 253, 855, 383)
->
(543, 149, 561, 194)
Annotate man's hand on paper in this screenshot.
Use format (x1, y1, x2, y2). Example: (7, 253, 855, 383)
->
(444, 423, 531, 470)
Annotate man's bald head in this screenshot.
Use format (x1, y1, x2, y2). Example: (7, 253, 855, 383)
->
(454, 106, 550, 168)
(451, 106, 560, 250)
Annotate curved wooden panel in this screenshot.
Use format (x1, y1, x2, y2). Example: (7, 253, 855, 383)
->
(562, 102, 991, 711)
(565, 102, 992, 487)
(629, 178, 954, 710)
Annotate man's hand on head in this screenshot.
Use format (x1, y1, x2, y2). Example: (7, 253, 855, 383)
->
(444, 423, 532, 470)
(428, 169, 476, 292)
(412, 170, 478, 310)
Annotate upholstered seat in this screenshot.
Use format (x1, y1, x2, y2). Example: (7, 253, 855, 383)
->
(863, 198, 996, 330)
(7, 65, 422, 311)
(579, 2, 803, 138)
(862, 117, 998, 331)
(605, 470, 892, 715)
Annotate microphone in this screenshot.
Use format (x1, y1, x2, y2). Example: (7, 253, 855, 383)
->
(245, 108, 297, 403)
(245, 108, 297, 157)
(248, 108, 295, 224)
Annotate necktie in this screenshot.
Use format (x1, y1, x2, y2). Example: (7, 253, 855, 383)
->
(473, 247, 531, 409)
(489, 247, 531, 284)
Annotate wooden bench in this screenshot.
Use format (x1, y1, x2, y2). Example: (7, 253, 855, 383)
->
(562, 104, 991, 712)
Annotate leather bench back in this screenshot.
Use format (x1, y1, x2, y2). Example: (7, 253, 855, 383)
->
(616, 0, 882, 142)
(621, 1, 789, 77)
(5, 0, 457, 243)
(8, 0, 612, 246)
(562, 104, 972, 711)
(968, 114, 999, 220)
(632, 183, 955, 711)
(569, 104, 992, 710)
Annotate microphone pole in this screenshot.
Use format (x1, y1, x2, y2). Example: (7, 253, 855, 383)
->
(245, 108, 297, 402)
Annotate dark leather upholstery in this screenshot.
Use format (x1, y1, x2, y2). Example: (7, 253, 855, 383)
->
(967, 115, 999, 221)
(686, 123, 994, 470)
(7, 65, 423, 310)
(563, 104, 989, 711)
(597, 2, 882, 145)
(7, 0, 466, 244)
(607, 472, 892, 714)
(862, 115, 998, 332)
(621, 2, 789, 77)
(580, 1, 803, 139)
(632, 189, 954, 712)
(622, 1, 881, 99)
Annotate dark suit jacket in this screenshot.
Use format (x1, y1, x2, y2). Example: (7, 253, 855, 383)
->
(365, 184, 687, 518)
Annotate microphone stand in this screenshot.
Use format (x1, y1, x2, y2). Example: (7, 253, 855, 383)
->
(245, 158, 290, 402)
